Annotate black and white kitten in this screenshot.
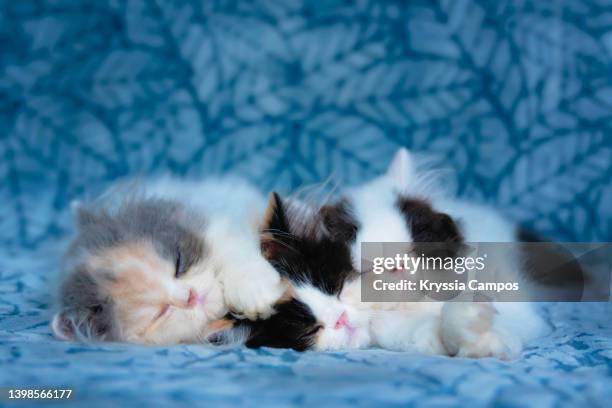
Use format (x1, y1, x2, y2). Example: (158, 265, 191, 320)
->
(227, 149, 549, 358)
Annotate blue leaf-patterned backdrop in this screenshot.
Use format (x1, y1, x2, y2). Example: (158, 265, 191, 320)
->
(1, 0, 611, 249)
(1, 2, 612, 407)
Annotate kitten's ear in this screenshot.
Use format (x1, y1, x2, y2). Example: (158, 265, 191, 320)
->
(386, 147, 415, 190)
(261, 192, 288, 233)
(51, 311, 75, 341)
(261, 192, 292, 260)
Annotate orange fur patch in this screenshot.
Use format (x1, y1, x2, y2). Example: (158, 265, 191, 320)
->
(207, 319, 234, 332)
(277, 278, 295, 304)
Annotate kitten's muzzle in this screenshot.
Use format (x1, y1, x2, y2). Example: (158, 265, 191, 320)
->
(335, 311, 349, 330)
(172, 287, 201, 309)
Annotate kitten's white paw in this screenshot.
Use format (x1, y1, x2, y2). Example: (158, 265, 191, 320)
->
(412, 319, 447, 355)
(454, 330, 520, 360)
(223, 258, 286, 320)
(441, 302, 521, 360)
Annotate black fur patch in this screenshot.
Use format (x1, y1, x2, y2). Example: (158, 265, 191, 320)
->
(319, 200, 359, 243)
(516, 227, 543, 243)
(238, 299, 321, 351)
(396, 196, 465, 258)
(515, 226, 586, 291)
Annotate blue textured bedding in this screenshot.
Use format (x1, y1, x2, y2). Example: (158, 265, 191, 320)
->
(1, 0, 611, 406)
(2, 249, 612, 407)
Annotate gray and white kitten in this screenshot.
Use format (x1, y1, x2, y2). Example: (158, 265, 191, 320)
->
(52, 176, 285, 344)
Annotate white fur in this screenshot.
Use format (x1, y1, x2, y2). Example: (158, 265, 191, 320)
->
(346, 176, 413, 272)
(436, 198, 517, 242)
(142, 176, 286, 321)
(371, 307, 446, 354)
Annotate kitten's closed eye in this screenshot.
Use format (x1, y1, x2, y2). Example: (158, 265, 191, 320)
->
(300, 324, 323, 340)
(175, 248, 185, 278)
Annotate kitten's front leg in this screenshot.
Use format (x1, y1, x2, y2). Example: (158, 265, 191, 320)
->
(440, 302, 521, 360)
(220, 250, 286, 320)
(371, 310, 447, 355)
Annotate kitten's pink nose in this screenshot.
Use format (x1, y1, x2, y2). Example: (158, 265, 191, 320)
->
(335, 311, 349, 330)
(187, 288, 199, 308)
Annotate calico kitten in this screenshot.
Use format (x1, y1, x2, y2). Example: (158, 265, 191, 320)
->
(226, 149, 549, 358)
(52, 177, 286, 344)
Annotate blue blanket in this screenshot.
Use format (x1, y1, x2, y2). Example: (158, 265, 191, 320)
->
(2, 247, 612, 407)
(1, 0, 611, 406)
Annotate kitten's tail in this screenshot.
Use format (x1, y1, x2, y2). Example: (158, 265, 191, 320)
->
(516, 227, 589, 301)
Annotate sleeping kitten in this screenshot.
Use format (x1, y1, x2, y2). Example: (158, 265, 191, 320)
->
(224, 149, 549, 358)
(52, 176, 286, 344)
